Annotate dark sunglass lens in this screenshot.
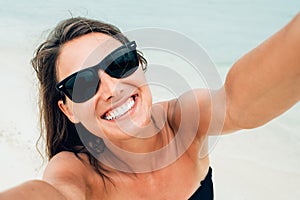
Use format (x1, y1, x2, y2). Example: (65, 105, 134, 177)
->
(72, 70, 99, 103)
(107, 51, 139, 79)
(64, 76, 76, 99)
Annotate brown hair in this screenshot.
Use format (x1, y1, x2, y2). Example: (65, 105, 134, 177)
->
(31, 17, 147, 182)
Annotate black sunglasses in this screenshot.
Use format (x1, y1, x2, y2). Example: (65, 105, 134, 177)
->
(56, 41, 139, 103)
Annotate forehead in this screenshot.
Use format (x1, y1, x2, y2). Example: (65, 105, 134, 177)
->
(56, 32, 122, 82)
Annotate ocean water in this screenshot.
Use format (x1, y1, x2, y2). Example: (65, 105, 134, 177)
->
(0, 0, 299, 198)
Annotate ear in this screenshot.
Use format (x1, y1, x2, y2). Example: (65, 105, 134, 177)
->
(58, 100, 79, 123)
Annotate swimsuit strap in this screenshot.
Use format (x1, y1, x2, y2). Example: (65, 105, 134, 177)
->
(188, 167, 214, 200)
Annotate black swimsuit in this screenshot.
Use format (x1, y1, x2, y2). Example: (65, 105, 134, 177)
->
(188, 167, 214, 200)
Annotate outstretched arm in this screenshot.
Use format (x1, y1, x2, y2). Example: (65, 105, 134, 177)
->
(0, 180, 66, 200)
(0, 152, 92, 200)
(168, 13, 300, 137)
(224, 13, 300, 130)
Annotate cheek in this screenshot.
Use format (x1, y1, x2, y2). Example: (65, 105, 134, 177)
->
(130, 66, 148, 84)
(133, 68, 152, 107)
(72, 100, 93, 119)
(142, 85, 152, 106)
(72, 101, 103, 135)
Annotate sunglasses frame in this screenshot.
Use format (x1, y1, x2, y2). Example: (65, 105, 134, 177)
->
(55, 41, 138, 103)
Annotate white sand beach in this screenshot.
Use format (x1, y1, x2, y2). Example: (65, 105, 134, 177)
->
(211, 122, 300, 199)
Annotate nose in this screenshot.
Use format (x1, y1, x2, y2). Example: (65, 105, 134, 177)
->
(97, 70, 123, 101)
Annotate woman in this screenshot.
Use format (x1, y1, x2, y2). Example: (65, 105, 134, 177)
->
(1, 13, 299, 199)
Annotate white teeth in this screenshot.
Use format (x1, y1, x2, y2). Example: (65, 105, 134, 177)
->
(104, 97, 135, 120)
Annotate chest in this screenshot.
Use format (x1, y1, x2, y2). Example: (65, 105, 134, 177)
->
(99, 154, 209, 200)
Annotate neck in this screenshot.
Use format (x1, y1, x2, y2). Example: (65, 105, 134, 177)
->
(104, 118, 164, 153)
(99, 115, 174, 173)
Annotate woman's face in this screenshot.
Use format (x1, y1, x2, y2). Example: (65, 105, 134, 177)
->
(56, 33, 152, 142)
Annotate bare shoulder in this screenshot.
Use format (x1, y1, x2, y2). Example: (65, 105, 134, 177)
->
(165, 89, 213, 136)
(43, 151, 90, 179)
(43, 151, 105, 200)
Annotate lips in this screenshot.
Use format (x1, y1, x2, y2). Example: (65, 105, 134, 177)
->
(102, 94, 138, 121)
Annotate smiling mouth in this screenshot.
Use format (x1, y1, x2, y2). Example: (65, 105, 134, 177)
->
(102, 94, 138, 121)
